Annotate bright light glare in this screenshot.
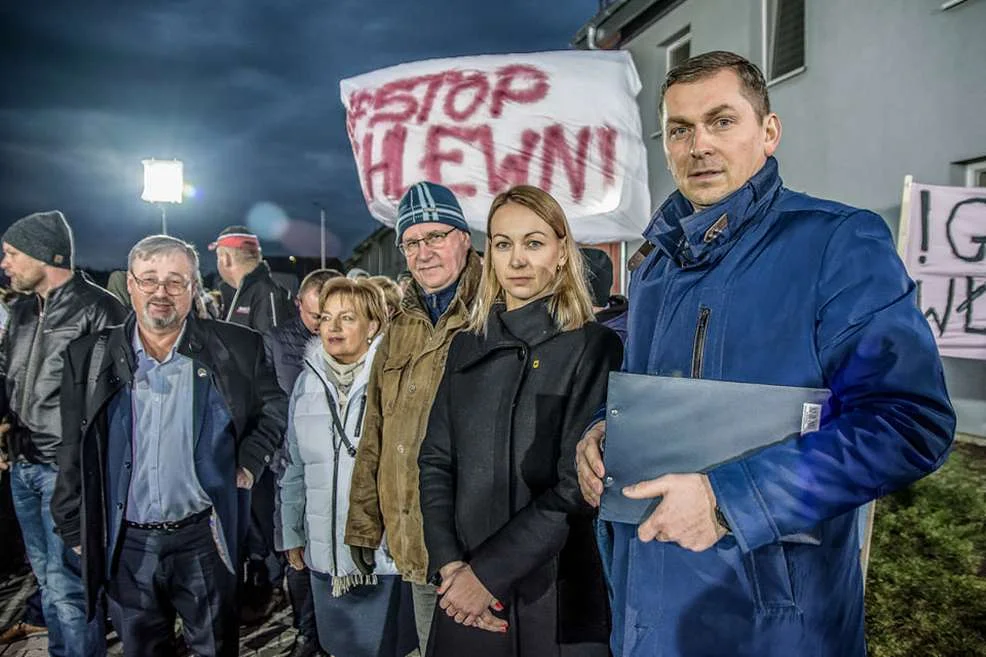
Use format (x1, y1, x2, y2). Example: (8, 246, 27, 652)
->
(141, 159, 184, 204)
(183, 183, 197, 199)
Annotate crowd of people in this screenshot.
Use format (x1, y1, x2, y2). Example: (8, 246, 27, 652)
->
(0, 51, 955, 657)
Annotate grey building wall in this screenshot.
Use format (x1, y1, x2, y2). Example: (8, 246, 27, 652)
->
(618, 0, 986, 434)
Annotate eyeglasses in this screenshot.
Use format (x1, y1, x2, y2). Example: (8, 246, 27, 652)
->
(130, 271, 191, 296)
(398, 228, 456, 256)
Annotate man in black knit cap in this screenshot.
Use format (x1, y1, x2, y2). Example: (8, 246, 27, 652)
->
(0, 210, 126, 657)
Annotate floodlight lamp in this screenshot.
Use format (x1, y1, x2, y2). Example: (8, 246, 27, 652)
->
(141, 159, 184, 204)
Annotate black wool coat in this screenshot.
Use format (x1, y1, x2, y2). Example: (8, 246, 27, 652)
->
(419, 298, 623, 657)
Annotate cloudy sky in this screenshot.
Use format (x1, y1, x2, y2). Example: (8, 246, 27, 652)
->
(0, 0, 597, 270)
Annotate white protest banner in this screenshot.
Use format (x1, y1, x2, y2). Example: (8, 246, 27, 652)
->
(898, 177, 986, 360)
(340, 50, 650, 243)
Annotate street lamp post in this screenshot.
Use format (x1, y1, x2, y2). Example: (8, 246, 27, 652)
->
(141, 159, 184, 235)
(314, 202, 326, 269)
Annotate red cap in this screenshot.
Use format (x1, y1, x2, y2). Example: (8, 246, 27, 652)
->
(208, 233, 260, 251)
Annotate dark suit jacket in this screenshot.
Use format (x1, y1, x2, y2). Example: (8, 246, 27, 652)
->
(52, 314, 287, 616)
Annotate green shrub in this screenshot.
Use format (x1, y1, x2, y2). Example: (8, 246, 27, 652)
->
(866, 447, 986, 657)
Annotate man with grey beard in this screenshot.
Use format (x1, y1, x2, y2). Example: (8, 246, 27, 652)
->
(0, 210, 125, 657)
(52, 235, 286, 657)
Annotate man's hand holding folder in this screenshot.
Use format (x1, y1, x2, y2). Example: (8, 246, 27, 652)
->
(577, 421, 726, 551)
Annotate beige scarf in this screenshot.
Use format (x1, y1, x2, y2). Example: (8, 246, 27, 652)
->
(320, 348, 367, 411)
(320, 347, 374, 595)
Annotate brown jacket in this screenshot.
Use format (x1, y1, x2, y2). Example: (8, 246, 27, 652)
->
(345, 251, 482, 583)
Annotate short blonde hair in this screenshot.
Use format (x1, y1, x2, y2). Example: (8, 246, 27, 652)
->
(367, 276, 403, 317)
(218, 244, 261, 266)
(469, 185, 594, 334)
(318, 277, 389, 334)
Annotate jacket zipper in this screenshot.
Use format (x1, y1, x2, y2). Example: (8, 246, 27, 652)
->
(354, 395, 367, 437)
(19, 298, 46, 421)
(331, 440, 341, 575)
(311, 367, 357, 577)
(691, 306, 710, 379)
(224, 286, 243, 322)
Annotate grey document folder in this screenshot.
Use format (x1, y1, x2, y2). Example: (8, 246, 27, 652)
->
(599, 372, 831, 525)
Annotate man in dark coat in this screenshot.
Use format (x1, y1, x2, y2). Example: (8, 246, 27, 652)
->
(264, 268, 341, 657)
(52, 235, 286, 657)
(0, 210, 126, 657)
(209, 224, 296, 620)
(210, 225, 295, 334)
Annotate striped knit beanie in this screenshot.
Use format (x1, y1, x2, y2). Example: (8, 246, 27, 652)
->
(395, 182, 470, 246)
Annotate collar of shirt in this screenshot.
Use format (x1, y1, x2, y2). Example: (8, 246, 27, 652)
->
(132, 321, 188, 366)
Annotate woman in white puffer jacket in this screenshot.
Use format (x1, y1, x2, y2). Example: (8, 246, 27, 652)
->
(279, 277, 415, 657)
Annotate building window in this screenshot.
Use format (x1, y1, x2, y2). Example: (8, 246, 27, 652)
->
(666, 31, 691, 71)
(966, 159, 986, 188)
(762, 0, 805, 84)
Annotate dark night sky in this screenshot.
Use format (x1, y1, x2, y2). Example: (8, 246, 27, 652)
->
(0, 1, 597, 271)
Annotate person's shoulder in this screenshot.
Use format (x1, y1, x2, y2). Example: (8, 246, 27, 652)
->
(443, 327, 483, 364)
(774, 188, 870, 222)
(66, 322, 122, 359)
(200, 317, 262, 344)
(772, 189, 893, 246)
(79, 279, 126, 312)
(577, 320, 623, 350)
(268, 315, 301, 340)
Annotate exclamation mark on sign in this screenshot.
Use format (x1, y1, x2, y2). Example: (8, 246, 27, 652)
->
(919, 189, 930, 265)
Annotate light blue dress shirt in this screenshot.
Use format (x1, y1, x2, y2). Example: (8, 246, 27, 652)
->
(125, 324, 211, 523)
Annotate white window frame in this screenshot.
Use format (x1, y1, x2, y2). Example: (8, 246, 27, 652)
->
(651, 30, 691, 141)
(966, 159, 986, 188)
(665, 32, 691, 72)
(761, 0, 806, 86)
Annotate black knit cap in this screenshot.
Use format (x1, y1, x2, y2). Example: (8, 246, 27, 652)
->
(581, 248, 614, 307)
(2, 210, 74, 269)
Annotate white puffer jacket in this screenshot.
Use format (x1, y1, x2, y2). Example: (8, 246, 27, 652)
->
(279, 336, 399, 581)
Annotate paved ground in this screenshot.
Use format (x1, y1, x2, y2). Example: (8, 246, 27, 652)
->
(0, 572, 299, 657)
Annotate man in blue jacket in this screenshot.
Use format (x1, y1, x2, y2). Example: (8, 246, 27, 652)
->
(576, 51, 955, 657)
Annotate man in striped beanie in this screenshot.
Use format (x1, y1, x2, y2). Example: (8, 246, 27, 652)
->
(346, 181, 481, 653)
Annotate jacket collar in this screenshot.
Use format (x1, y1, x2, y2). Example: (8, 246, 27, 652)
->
(241, 261, 274, 288)
(36, 271, 85, 310)
(402, 250, 482, 321)
(302, 333, 382, 398)
(108, 313, 212, 381)
(643, 156, 783, 269)
(454, 297, 559, 370)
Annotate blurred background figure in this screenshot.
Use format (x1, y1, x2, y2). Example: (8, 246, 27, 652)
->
(580, 247, 628, 344)
(105, 270, 132, 309)
(209, 224, 297, 624)
(368, 276, 403, 320)
(265, 268, 343, 657)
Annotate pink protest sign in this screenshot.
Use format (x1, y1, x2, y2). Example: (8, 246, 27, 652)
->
(900, 180, 986, 360)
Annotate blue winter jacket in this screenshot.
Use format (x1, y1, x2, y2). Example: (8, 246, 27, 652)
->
(601, 157, 955, 657)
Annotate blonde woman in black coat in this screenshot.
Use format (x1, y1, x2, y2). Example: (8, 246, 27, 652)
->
(418, 185, 623, 657)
